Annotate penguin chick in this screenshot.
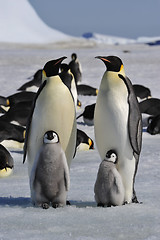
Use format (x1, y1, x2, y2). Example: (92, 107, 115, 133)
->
(69, 53, 82, 84)
(76, 129, 94, 151)
(94, 150, 125, 207)
(30, 131, 70, 209)
(0, 144, 14, 178)
(18, 69, 42, 92)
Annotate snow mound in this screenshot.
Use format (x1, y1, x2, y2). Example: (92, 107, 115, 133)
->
(82, 32, 160, 46)
(82, 32, 136, 45)
(0, 0, 71, 44)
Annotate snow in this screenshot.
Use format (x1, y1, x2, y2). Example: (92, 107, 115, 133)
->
(0, 43, 160, 240)
(0, 0, 72, 44)
(82, 32, 160, 46)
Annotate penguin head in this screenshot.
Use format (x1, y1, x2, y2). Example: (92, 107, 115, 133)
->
(95, 56, 123, 72)
(71, 53, 77, 61)
(0, 145, 14, 171)
(42, 56, 67, 81)
(60, 63, 70, 73)
(105, 150, 118, 164)
(43, 131, 59, 144)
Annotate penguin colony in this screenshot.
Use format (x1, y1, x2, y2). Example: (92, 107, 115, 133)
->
(0, 52, 158, 209)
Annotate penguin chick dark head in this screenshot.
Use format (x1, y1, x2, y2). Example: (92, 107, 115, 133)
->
(105, 149, 118, 164)
(43, 131, 59, 144)
(95, 56, 123, 72)
(60, 63, 70, 72)
(43, 56, 67, 78)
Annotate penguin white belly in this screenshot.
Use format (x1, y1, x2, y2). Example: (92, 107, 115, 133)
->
(27, 77, 76, 176)
(1, 140, 24, 149)
(94, 74, 135, 203)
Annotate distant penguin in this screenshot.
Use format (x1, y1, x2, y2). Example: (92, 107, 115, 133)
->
(94, 56, 142, 204)
(147, 114, 160, 135)
(23, 57, 77, 180)
(76, 103, 95, 126)
(59, 63, 78, 108)
(0, 101, 32, 126)
(133, 84, 151, 101)
(0, 144, 14, 177)
(77, 84, 98, 96)
(18, 69, 42, 92)
(139, 98, 160, 116)
(0, 120, 25, 149)
(30, 131, 70, 209)
(94, 150, 125, 207)
(76, 129, 94, 151)
(69, 53, 82, 84)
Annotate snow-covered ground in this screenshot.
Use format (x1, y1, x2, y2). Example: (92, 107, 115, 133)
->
(0, 43, 160, 240)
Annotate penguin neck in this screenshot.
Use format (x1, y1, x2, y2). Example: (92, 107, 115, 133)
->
(101, 68, 126, 91)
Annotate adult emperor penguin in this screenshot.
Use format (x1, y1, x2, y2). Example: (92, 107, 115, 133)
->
(30, 131, 70, 209)
(69, 53, 82, 85)
(94, 56, 142, 204)
(94, 150, 125, 207)
(59, 63, 78, 109)
(23, 57, 77, 179)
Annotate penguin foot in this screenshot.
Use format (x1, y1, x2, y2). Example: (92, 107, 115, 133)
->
(132, 195, 139, 203)
(42, 203, 50, 209)
(66, 200, 71, 205)
(97, 203, 104, 207)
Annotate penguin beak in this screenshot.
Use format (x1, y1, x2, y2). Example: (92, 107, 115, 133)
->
(95, 56, 111, 63)
(54, 56, 67, 66)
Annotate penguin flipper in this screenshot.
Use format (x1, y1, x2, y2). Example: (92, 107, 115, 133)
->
(23, 81, 47, 163)
(118, 74, 142, 155)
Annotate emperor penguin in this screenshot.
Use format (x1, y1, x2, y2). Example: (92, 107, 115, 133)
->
(59, 63, 78, 109)
(94, 150, 125, 207)
(23, 57, 77, 179)
(18, 69, 42, 92)
(0, 144, 14, 178)
(94, 56, 142, 204)
(69, 53, 82, 85)
(30, 131, 70, 209)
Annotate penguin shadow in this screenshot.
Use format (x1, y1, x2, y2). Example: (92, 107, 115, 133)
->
(69, 200, 97, 208)
(76, 121, 86, 126)
(11, 150, 24, 154)
(0, 197, 31, 208)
